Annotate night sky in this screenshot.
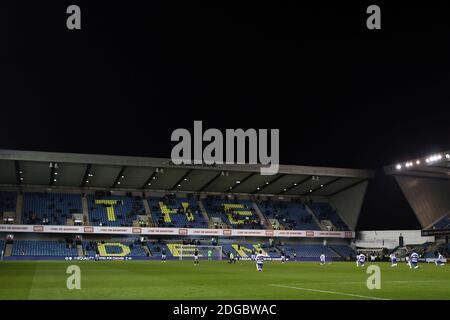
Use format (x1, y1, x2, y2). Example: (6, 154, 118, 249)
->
(1, 1, 449, 230)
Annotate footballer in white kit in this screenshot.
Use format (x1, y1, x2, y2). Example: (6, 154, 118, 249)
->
(256, 250, 265, 271)
(390, 253, 397, 267)
(356, 253, 366, 267)
(409, 251, 419, 269)
(320, 253, 326, 265)
(435, 253, 445, 266)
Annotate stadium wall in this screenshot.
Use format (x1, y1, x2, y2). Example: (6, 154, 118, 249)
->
(355, 230, 434, 249)
(0, 224, 354, 238)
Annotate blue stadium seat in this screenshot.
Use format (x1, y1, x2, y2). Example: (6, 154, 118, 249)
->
(22, 192, 82, 225)
(257, 201, 320, 230)
(222, 243, 279, 258)
(87, 195, 144, 227)
(12, 240, 78, 256)
(147, 242, 172, 257)
(148, 197, 207, 228)
(277, 244, 340, 259)
(0, 191, 17, 213)
(432, 215, 450, 230)
(0, 191, 17, 214)
(309, 202, 350, 231)
(83, 241, 147, 257)
(330, 245, 356, 259)
(203, 198, 264, 229)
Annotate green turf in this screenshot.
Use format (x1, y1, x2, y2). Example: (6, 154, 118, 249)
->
(0, 260, 448, 300)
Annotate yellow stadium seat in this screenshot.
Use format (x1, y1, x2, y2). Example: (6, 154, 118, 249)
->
(95, 199, 122, 221)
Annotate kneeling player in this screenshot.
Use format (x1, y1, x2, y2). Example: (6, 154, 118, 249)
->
(390, 253, 397, 267)
(409, 251, 419, 269)
(435, 252, 445, 267)
(256, 250, 265, 272)
(320, 253, 326, 265)
(356, 252, 366, 267)
(194, 248, 199, 266)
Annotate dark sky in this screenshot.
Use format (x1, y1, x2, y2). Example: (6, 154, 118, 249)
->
(1, 1, 449, 230)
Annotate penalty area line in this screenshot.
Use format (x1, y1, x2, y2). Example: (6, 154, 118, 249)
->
(269, 284, 390, 300)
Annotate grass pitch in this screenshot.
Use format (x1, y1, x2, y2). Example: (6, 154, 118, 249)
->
(0, 260, 448, 300)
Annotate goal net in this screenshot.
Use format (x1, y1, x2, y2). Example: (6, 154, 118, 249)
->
(179, 245, 223, 261)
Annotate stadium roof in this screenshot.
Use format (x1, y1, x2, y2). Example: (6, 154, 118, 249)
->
(0, 149, 374, 197)
(384, 150, 450, 179)
(384, 150, 450, 230)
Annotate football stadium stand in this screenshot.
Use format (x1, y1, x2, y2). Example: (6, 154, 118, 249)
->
(431, 215, 450, 230)
(148, 196, 206, 228)
(11, 240, 78, 256)
(308, 202, 350, 231)
(277, 244, 341, 260)
(22, 192, 82, 225)
(2, 238, 358, 260)
(331, 245, 356, 259)
(147, 242, 172, 257)
(257, 200, 320, 230)
(83, 241, 147, 257)
(221, 243, 278, 258)
(203, 197, 264, 229)
(87, 194, 145, 227)
(0, 191, 17, 214)
(0, 150, 377, 264)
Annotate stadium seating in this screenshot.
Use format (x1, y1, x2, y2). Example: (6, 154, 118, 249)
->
(221, 243, 279, 258)
(203, 197, 264, 229)
(257, 200, 320, 230)
(277, 244, 340, 259)
(431, 215, 450, 230)
(83, 241, 146, 257)
(88, 195, 145, 227)
(22, 192, 82, 225)
(422, 251, 436, 259)
(11, 240, 78, 256)
(83, 241, 97, 257)
(330, 245, 356, 259)
(148, 196, 206, 228)
(308, 202, 350, 231)
(0, 191, 17, 214)
(162, 243, 224, 259)
(147, 242, 172, 257)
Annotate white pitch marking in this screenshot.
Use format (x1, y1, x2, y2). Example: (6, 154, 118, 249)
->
(270, 284, 390, 300)
(287, 280, 446, 286)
